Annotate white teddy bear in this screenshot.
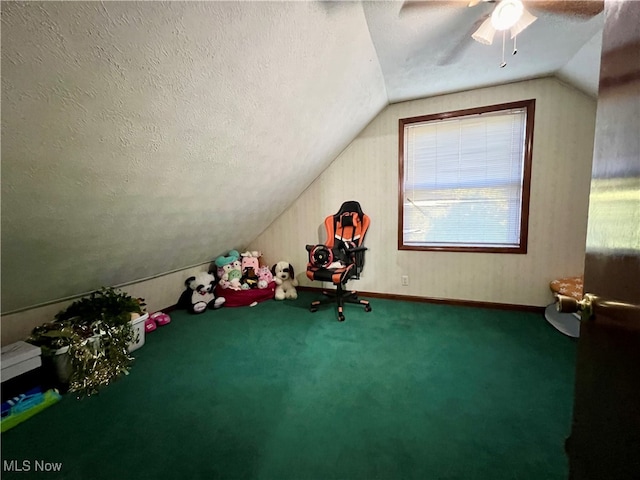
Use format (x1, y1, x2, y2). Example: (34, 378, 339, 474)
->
(272, 261, 298, 300)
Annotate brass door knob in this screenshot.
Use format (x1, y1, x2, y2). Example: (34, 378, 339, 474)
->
(556, 293, 596, 321)
(556, 293, 639, 323)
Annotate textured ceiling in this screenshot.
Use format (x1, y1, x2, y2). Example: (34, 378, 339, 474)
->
(363, 0, 604, 102)
(1, 0, 603, 313)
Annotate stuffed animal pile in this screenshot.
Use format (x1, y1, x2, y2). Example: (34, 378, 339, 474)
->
(212, 249, 298, 302)
(215, 250, 274, 291)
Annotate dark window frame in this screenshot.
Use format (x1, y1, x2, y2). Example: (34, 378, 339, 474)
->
(397, 99, 535, 254)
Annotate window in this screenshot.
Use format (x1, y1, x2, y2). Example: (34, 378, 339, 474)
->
(398, 99, 535, 254)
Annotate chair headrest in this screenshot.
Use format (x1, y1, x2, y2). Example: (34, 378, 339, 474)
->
(341, 215, 354, 227)
(336, 201, 364, 217)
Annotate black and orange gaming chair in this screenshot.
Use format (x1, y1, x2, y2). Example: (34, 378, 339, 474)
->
(305, 200, 372, 322)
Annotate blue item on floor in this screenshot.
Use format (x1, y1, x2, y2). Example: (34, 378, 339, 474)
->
(2, 387, 44, 418)
(1, 389, 62, 432)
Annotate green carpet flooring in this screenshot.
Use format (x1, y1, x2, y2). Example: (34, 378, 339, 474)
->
(1, 292, 577, 480)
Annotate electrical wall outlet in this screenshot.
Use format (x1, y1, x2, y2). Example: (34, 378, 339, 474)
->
(401, 275, 409, 286)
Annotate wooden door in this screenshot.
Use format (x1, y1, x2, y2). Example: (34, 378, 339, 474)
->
(565, 1, 640, 479)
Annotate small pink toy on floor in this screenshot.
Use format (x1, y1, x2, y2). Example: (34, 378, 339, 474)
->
(145, 312, 171, 333)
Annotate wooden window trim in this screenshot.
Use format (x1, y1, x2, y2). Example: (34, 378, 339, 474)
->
(397, 99, 535, 254)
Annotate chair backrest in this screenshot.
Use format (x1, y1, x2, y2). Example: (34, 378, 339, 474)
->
(324, 201, 370, 249)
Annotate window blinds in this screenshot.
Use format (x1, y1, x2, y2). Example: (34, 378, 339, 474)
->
(403, 108, 527, 248)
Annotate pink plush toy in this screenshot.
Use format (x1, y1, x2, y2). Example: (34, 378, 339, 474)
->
(241, 253, 260, 275)
(240, 252, 262, 289)
(257, 266, 274, 289)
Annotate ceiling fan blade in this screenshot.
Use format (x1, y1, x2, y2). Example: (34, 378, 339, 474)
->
(399, 0, 468, 15)
(527, 0, 604, 18)
(439, 14, 490, 65)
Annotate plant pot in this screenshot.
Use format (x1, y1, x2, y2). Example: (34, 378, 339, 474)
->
(51, 345, 73, 387)
(46, 314, 148, 391)
(128, 313, 148, 352)
(39, 344, 77, 393)
(48, 336, 98, 391)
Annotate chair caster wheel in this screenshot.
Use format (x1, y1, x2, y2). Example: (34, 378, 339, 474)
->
(338, 314, 345, 322)
(364, 305, 372, 312)
(310, 307, 318, 313)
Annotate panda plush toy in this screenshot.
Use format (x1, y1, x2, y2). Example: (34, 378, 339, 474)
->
(177, 272, 226, 314)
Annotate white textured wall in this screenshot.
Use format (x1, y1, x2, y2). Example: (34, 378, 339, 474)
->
(1, 1, 387, 313)
(0, 264, 209, 346)
(250, 77, 596, 307)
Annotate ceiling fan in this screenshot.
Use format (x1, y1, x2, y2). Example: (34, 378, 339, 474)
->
(400, 0, 603, 66)
(401, 0, 604, 22)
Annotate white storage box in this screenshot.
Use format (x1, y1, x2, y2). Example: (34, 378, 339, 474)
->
(128, 313, 148, 352)
(1, 341, 42, 383)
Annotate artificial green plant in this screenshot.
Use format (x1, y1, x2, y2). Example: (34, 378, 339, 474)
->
(28, 287, 144, 397)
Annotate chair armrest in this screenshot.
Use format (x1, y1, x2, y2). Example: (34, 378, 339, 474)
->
(345, 246, 367, 253)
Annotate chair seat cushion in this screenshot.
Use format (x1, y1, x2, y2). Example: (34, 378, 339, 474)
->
(306, 263, 355, 284)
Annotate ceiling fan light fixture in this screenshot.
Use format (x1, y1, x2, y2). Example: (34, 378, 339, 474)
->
(472, 17, 496, 45)
(491, 0, 524, 31)
(510, 8, 537, 38)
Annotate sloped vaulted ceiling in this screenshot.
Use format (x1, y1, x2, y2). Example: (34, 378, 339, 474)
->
(361, 0, 603, 102)
(1, 0, 603, 313)
(1, 1, 387, 312)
